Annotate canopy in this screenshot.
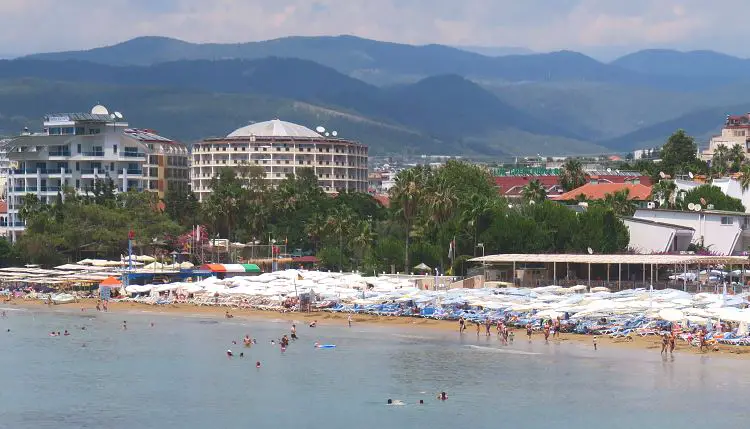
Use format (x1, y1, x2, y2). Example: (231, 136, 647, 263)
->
(413, 263, 431, 271)
(99, 276, 122, 287)
(200, 263, 260, 273)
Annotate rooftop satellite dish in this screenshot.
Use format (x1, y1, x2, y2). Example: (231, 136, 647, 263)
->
(507, 204, 513, 209)
(325, 132, 330, 136)
(695, 204, 702, 211)
(110, 114, 116, 119)
(587, 247, 594, 255)
(688, 171, 694, 179)
(331, 131, 338, 137)
(114, 111, 123, 119)
(91, 104, 109, 115)
(529, 200, 536, 205)
(659, 171, 666, 179)
(316, 126, 326, 133)
(607, 168, 612, 173)
(688, 202, 695, 211)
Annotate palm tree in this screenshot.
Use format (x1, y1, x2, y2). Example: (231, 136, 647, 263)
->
(389, 167, 428, 273)
(325, 206, 354, 270)
(601, 189, 636, 216)
(712, 144, 730, 177)
(352, 218, 376, 267)
(522, 179, 547, 203)
(650, 180, 677, 208)
(740, 164, 750, 193)
(558, 159, 587, 191)
(728, 144, 745, 173)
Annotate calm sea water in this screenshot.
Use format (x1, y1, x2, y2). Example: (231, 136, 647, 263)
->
(1, 306, 748, 429)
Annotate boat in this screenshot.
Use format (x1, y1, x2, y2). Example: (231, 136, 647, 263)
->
(51, 293, 77, 305)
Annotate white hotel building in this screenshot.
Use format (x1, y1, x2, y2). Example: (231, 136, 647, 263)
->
(191, 119, 369, 201)
(4, 106, 189, 241)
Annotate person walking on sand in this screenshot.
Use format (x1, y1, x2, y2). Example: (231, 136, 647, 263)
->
(459, 317, 466, 333)
(593, 335, 598, 351)
(669, 332, 676, 354)
(526, 323, 533, 341)
(660, 333, 669, 354)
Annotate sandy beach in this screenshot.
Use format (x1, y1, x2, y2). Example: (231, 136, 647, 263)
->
(4, 297, 750, 359)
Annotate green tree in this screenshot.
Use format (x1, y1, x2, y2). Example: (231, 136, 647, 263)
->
(389, 166, 430, 272)
(660, 129, 698, 177)
(521, 179, 547, 203)
(597, 189, 636, 216)
(682, 185, 745, 212)
(558, 159, 587, 191)
(740, 164, 750, 192)
(650, 180, 677, 208)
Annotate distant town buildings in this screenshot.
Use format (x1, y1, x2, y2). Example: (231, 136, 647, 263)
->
(492, 166, 651, 200)
(190, 119, 368, 201)
(3, 105, 189, 241)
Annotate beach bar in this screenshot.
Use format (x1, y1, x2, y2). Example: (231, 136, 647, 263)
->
(470, 254, 750, 291)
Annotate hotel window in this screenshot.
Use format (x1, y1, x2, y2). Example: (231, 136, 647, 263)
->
(49, 127, 61, 135)
(721, 216, 733, 225)
(89, 128, 100, 134)
(75, 127, 85, 135)
(62, 127, 74, 135)
(113, 145, 118, 154)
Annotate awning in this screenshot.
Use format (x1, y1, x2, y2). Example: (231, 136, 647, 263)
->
(199, 263, 259, 273)
(99, 276, 122, 287)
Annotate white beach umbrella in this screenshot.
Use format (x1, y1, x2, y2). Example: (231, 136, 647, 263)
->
(658, 308, 685, 322)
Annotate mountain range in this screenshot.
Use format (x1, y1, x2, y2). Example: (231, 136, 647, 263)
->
(1, 35, 748, 156)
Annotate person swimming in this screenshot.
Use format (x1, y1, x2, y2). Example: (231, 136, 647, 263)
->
(239, 352, 244, 358)
(243, 335, 252, 347)
(256, 361, 261, 368)
(309, 320, 317, 328)
(437, 392, 448, 400)
(63, 330, 70, 336)
(419, 400, 424, 404)
(226, 349, 234, 357)
(281, 335, 289, 347)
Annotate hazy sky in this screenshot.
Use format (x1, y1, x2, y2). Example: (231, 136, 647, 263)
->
(0, 0, 747, 59)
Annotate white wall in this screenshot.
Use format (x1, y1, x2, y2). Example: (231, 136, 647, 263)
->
(624, 219, 685, 253)
(633, 209, 742, 255)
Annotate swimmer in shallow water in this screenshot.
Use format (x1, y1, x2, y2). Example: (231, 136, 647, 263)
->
(226, 349, 233, 357)
(63, 330, 70, 336)
(437, 392, 448, 400)
(256, 361, 261, 368)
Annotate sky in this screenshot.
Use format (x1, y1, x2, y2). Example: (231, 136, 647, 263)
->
(0, 0, 747, 60)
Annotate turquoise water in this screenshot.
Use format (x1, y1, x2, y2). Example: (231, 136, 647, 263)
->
(1, 307, 749, 429)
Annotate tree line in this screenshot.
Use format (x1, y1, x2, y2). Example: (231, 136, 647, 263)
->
(6, 162, 632, 273)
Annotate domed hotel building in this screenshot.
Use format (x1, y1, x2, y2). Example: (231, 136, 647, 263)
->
(191, 119, 369, 201)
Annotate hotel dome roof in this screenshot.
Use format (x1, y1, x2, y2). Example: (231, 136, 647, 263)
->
(227, 119, 321, 138)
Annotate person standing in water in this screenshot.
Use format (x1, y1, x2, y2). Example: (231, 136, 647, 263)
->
(668, 332, 676, 354)
(458, 317, 466, 333)
(660, 333, 669, 354)
(475, 322, 481, 336)
(291, 324, 298, 340)
(484, 319, 492, 337)
(593, 335, 598, 351)
(348, 314, 352, 328)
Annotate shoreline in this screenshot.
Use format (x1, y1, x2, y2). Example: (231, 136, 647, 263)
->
(4, 298, 750, 359)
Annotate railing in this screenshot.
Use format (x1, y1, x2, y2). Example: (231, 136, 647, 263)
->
(12, 186, 25, 192)
(81, 151, 104, 157)
(39, 186, 60, 192)
(48, 151, 71, 157)
(126, 169, 143, 175)
(11, 221, 25, 227)
(80, 169, 98, 175)
(121, 152, 146, 158)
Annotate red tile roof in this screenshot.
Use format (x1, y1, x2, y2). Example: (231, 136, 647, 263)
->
(0, 200, 6, 214)
(373, 194, 390, 208)
(551, 183, 652, 201)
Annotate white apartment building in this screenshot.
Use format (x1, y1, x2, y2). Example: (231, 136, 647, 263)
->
(0, 139, 12, 198)
(625, 208, 750, 255)
(4, 105, 188, 241)
(191, 119, 368, 201)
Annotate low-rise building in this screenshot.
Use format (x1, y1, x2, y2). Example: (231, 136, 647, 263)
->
(550, 182, 652, 202)
(625, 208, 750, 255)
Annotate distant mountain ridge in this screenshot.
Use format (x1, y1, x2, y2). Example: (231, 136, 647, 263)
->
(13, 35, 750, 154)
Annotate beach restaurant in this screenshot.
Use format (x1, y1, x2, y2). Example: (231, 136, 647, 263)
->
(470, 254, 750, 291)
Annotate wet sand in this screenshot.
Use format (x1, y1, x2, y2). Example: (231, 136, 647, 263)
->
(4, 297, 750, 359)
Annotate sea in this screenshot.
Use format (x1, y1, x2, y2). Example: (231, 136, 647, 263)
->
(1, 306, 748, 429)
